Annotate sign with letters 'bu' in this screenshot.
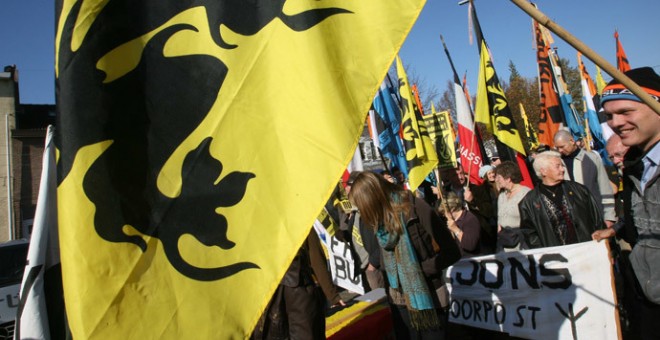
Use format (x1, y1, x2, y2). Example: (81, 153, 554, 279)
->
(313, 220, 365, 296)
(446, 241, 619, 340)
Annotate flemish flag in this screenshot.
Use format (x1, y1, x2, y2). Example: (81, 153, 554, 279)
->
(423, 104, 457, 169)
(395, 56, 438, 191)
(615, 30, 631, 72)
(534, 20, 563, 147)
(471, 1, 533, 188)
(55, 0, 426, 338)
(474, 34, 525, 155)
(519, 103, 539, 151)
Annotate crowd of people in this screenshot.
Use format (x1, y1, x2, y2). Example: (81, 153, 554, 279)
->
(253, 67, 660, 340)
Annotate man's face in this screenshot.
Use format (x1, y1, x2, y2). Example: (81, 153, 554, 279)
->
(605, 99, 660, 152)
(606, 140, 629, 169)
(456, 168, 467, 185)
(541, 157, 565, 183)
(494, 174, 509, 190)
(554, 138, 577, 156)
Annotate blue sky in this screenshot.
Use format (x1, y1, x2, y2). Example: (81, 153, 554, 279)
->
(2, 0, 659, 105)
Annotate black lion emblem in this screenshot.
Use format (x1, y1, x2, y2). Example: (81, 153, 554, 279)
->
(56, 0, 351, 281)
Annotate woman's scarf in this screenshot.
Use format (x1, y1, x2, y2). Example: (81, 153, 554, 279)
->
(376, 197, 440, 330)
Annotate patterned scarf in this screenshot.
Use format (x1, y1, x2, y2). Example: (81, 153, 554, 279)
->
(540, 193, 577, 245)
(376, 204, 440, 330)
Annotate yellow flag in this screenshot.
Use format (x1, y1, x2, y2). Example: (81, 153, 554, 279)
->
(475, 40, 526, 155)
(519, 103, 540, 150)
(55, 1, 426, 338)
(395, 56, 438, 191)
(424, 104, 457, 169)
(596, 66, 608, 95)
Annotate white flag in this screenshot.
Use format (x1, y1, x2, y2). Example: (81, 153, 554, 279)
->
(15, 125, 60, 340)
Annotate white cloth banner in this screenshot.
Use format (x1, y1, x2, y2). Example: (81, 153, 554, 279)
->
(446, 241, 619, 339)
(313, 221, 365, 295)
(15, 126, 59, 340)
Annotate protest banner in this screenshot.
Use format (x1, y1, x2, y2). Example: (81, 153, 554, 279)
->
(446, 241, 619, 339)
(313, 219, 365, 296)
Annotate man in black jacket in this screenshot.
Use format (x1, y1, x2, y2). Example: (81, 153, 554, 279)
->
(519, 151, 605, 248)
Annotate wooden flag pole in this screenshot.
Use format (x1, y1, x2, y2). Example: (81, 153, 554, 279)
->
(509, 0, 660, 116)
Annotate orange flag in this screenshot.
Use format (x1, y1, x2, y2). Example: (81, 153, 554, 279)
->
(615, 30, 631, 72)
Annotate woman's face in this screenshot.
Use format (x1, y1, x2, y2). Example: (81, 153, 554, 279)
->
(486, 170, 496, 182)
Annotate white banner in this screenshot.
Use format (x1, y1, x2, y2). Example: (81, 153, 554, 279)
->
(446, 241, 619, 340)
(313, 221, 365, 295)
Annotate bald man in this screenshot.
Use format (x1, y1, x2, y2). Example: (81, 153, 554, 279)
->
(553, 130, 616, 227)
(606, 134, 630, 170)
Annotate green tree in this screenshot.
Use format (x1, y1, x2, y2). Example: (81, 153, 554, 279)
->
(503, 61, 540, 153)
(406, 66, 440, 114)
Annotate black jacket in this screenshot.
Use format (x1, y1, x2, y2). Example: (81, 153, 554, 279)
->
(519, 181, 605, 248)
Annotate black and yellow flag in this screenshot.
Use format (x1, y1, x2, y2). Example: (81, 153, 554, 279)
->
(395, 56, 438, 191)
(423, 104, 457, 169)
(519, 103, 540, 150)
(55, 1, 425, 338)
(472, 5, 526, 156)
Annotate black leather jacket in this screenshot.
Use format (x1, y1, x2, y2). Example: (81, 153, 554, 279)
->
(519, 181, 605, 248)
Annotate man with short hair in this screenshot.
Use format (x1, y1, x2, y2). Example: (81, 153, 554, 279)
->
(599, 67, 660, 339)
(518, 151, 605, 248)
(606, 134, 630, 170)
(553, 129, 616, 227)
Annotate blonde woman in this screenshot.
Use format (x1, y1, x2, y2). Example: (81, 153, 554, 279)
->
(349, 172, 460, 339)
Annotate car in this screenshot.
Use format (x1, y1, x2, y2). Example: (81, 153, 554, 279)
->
(0, 239, 28, 340)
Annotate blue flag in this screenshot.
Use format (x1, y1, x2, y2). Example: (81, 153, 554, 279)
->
(372, 75, 409, 176)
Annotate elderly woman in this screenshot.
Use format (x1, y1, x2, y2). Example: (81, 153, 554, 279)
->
(519, 151, 605, 248)
(494, 161, 531, 252)
(438, 192, 484, 258)
(348, 171, 460, 339)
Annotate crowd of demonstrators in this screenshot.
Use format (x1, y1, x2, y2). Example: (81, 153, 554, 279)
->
(438, 166, 497, 254)
(493, 161, 531, 252)
(254, 66, 660, 338)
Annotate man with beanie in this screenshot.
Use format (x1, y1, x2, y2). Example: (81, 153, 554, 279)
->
(599, 67, 660, 340)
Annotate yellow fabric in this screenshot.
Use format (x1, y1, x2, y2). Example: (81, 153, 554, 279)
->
(519, 103, 539, 150)
(396, 56, 438, 191)
(596, 66, 607, 96)
(325, 300, 389, 338)
(475, 40, 526, 155)
(56, 1, 426, 338)
(424, 107, 457, 169)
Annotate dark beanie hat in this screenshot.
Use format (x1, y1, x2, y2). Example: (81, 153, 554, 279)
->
(601, 67, 660, 104)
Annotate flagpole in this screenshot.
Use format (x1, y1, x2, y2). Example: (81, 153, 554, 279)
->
(509, 0, 660, 116)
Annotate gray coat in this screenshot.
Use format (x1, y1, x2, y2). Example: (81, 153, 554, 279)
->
(623, 148, 660, 305)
